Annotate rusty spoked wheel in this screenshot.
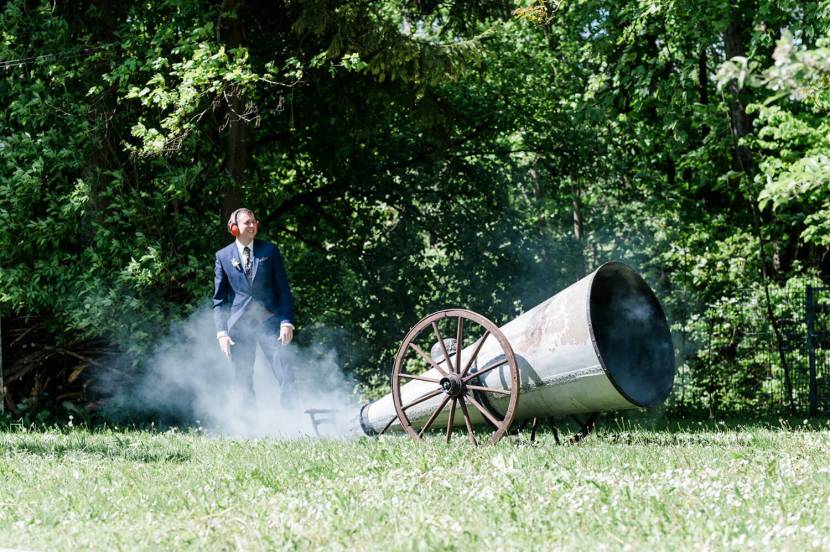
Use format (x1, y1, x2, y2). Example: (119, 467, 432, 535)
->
(387, 309, 519, 445)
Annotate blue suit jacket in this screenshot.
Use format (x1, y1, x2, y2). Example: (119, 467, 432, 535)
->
(212, 239, 294, 336)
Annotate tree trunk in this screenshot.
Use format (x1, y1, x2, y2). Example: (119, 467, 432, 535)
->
(723, 13, 753, 170)
(698, 47, 709, 105)
(224, 86, 245, 218)
(1, 316, 4, 413)
(724, 6, 795, 413)
(572, 181, 587, 274)
(221, 0, 246, 219)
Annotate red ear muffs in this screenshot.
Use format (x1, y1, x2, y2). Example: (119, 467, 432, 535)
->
(227, 214, 258, 237)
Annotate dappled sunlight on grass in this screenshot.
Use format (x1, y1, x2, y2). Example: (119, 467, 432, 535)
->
(0, 430, 193, 463)
(0, 421, 829, 549)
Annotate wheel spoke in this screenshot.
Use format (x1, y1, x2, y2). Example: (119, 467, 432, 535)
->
(458, 396, 477, 445)
(462, 358, 507, 382)
(465, 384, 512, 396)
(570, 415, 587, 431)
(381, 387, 443, 435)
(569, 413, 599, 442)
(400, 387, 443, 412)
(399, 373, 440, 384)
(459, 331, 490, 378)
(379, 415, 398, 435)
(454, 317, 463, 373)
(552, 425, 561, 445)
(446, 398, 457, 443)
(418, 395, 451, 438)
(464, 393, 501, 428)
(431, 321, 453, 369)
(409, 343, 449, 377)
(570, 414, 595, 434)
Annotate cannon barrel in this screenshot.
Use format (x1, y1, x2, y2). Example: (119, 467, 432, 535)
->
(357, 262, 675, 440)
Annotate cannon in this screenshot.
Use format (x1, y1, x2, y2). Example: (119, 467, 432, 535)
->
(353, 262, 675, 445)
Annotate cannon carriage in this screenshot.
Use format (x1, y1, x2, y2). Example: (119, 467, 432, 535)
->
(352, 262, 676, 445)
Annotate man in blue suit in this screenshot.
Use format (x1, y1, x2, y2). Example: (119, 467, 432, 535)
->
(213, 207, 295, 404)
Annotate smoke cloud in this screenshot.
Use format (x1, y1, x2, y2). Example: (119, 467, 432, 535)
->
(101, 305, 362, 438)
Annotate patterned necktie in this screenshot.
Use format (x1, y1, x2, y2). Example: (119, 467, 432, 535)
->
(243, 246, 252, 280)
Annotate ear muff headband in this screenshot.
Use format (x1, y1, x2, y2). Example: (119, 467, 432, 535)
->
(227, 209, 241, 237)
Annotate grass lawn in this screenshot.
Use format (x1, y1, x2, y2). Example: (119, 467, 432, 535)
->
(1, 419, 829, 550)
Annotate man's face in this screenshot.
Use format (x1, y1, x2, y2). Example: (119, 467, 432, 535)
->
(236, 211, 258, 241)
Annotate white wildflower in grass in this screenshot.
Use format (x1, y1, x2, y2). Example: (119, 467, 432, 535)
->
(0, 424, 829, 548)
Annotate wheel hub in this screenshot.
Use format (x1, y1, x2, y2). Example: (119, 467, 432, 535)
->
(440, 374, 464, 398)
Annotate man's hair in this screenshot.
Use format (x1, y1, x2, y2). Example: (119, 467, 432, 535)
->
(228, 208, 256, 227)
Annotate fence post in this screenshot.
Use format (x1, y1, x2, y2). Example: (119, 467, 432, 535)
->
(0, 315, 3, 414)
(807, 285, 817, 416)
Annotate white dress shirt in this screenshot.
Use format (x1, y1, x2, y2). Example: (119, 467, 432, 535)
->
(235, 238, 253, 266)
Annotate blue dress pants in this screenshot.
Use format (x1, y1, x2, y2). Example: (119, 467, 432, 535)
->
(229, 318, 294, 407)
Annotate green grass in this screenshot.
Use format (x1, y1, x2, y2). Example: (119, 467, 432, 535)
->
(1, 419, 829, 550)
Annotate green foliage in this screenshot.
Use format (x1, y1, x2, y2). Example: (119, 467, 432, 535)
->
(717, 26, 830, 245)
(755, 33, 830, 246)
(2, 0, 830, 417)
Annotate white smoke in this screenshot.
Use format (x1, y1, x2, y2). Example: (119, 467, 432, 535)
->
(106, 304, 362, 438)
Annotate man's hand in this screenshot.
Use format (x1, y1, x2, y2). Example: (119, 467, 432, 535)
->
(279, 324, 294, 346)
(218, 335, 235, 358)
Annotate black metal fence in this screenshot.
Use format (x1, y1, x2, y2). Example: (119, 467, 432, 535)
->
(806, 285, 830, 415)
(672, 284, 830, 417)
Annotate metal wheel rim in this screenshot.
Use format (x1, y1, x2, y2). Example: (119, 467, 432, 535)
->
(390, 309, 520, 445)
